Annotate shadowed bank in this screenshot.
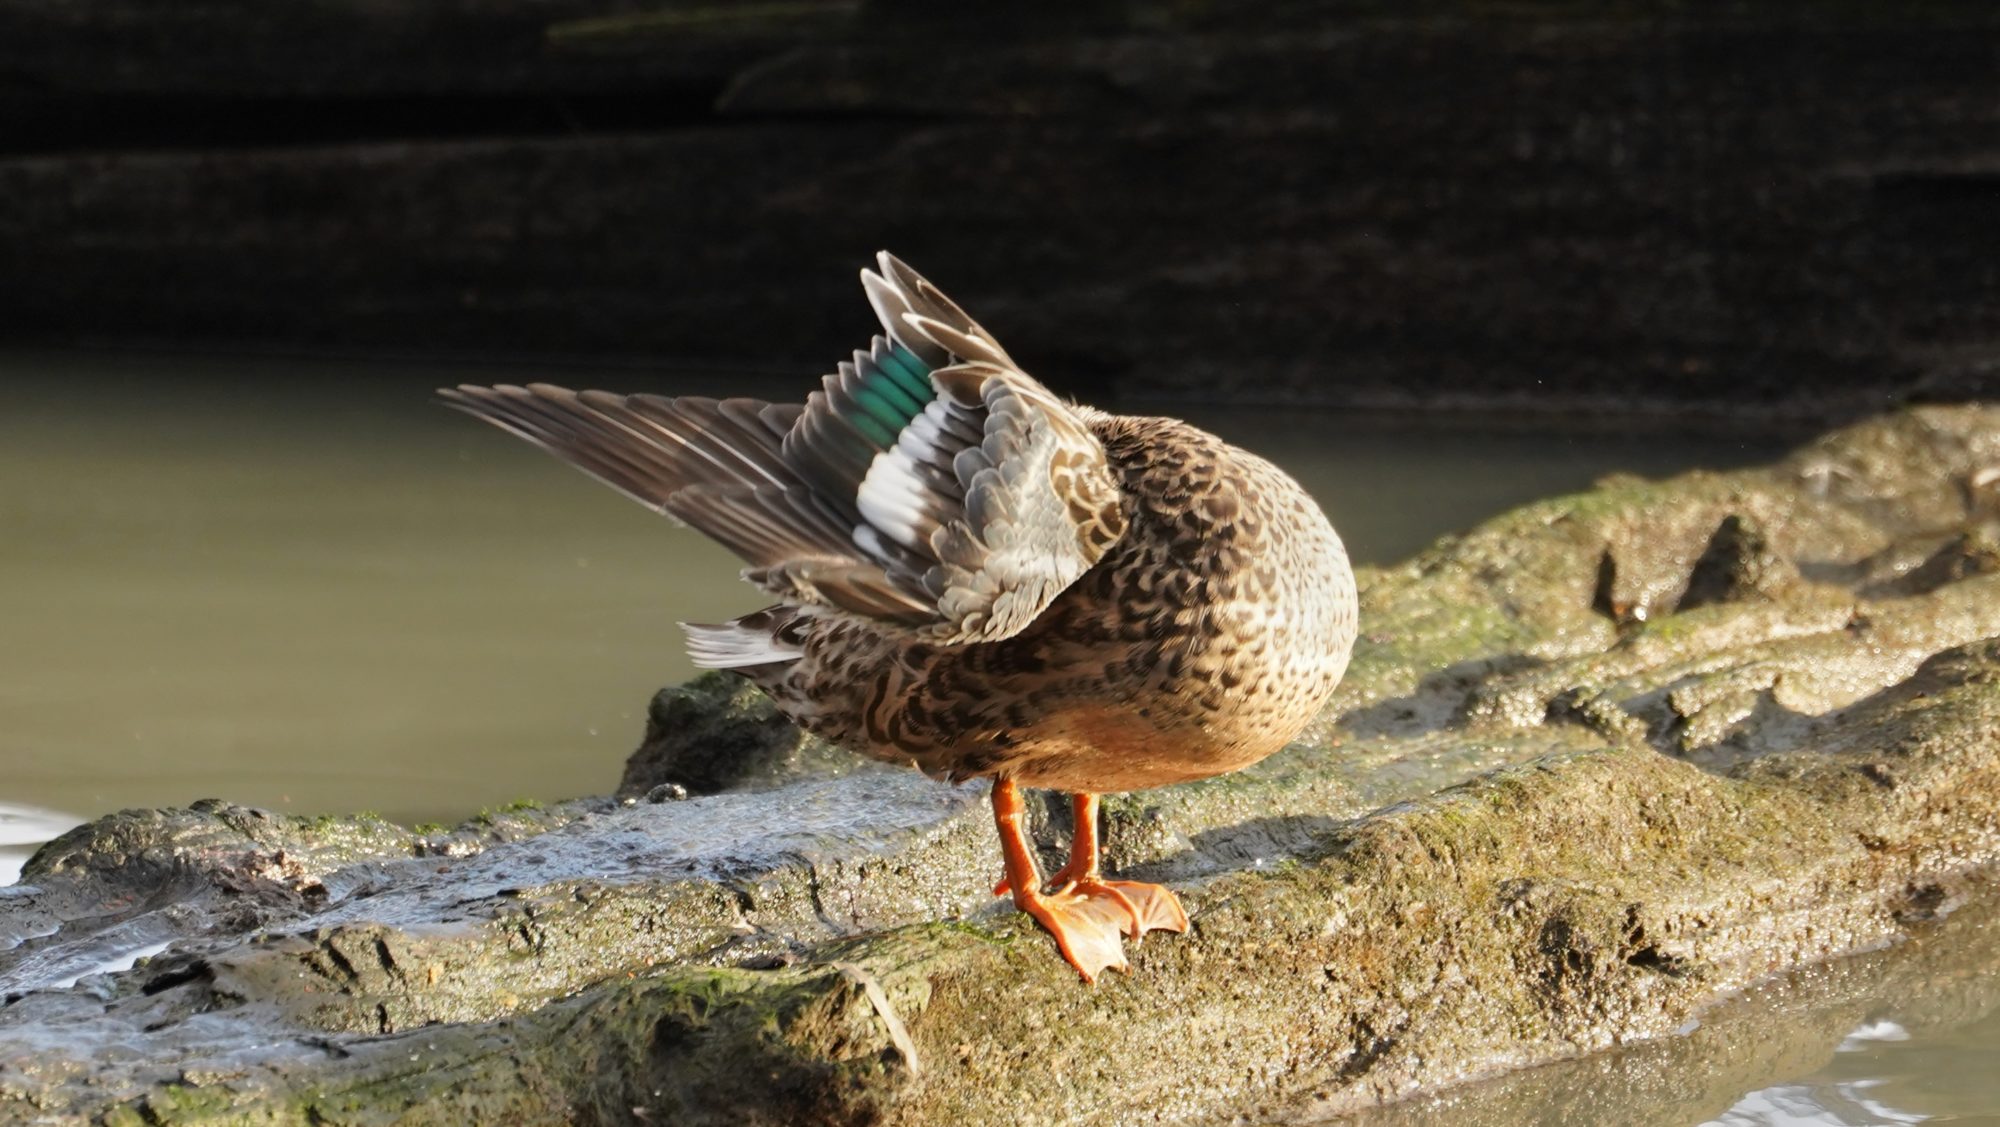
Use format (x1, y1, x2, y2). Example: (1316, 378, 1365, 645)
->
(4, 2, 2000, 414)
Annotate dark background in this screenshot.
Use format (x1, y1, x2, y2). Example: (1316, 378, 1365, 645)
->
(4, 0, 1999, 418)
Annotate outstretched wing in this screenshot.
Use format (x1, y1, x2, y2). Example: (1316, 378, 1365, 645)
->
(441, 251, 1128, 645)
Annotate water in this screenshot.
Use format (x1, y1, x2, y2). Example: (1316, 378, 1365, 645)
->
(0, 347, 1785, 829)
(3, 348, 1998, 1121)
(0, 803, 73, 885)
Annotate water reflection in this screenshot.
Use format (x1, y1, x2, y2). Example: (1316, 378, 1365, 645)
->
(1709, 1082, 1926, 1126)
(1708, 1003, 2000, 1125)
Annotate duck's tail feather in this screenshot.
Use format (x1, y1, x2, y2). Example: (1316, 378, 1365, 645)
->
(680, 606, 809, 669)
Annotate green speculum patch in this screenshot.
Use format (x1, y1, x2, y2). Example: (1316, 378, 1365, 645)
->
(846, 343, 938, 445)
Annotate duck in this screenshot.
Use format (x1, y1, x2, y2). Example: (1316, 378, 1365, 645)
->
(441, 253, 1358, 981)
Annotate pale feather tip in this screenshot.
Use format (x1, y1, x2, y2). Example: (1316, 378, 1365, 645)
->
(679, 621, 803, 669)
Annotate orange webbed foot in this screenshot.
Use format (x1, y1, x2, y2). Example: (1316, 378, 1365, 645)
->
(990, 781, 1192, 982)
(1060, 879, 1189, 942)
(1014, 887, 1136, 983)
(996, 879, 1189, 980)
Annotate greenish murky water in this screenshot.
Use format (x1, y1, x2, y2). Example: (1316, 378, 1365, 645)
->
(0, 347, 1788, 829)
(4, 348, 1996, 1123)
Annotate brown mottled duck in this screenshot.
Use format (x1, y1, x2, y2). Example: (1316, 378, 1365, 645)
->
(441, 254, 1358, 981)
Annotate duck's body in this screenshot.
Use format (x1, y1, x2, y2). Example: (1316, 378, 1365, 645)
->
(743, 411, 1354, 794)
(445, 254, 1356, 980)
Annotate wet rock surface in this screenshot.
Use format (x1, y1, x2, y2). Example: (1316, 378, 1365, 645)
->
(4, 405, 2000, 1123)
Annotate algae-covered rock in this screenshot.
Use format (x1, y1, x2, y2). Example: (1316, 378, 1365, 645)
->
(4, 405, 2000, 1123)
(618, 673, 866, 797)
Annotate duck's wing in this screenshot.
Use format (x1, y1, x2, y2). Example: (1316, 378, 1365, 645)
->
(441, 251, 1128, 646)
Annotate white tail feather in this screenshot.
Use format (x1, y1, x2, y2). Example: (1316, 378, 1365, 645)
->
(680, 621, 803, 669)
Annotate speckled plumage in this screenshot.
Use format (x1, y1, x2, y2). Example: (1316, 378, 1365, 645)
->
(747, 409, 1356, 793)
(444, 253, 1358, 979)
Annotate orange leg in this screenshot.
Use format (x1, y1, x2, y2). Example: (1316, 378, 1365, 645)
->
(1045, 792, 1107, 888)
(1046, 793, 1190, 941)
(990, 783, 1190, 982)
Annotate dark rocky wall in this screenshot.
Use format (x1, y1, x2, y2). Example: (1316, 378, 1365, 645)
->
(3, 2, 1999, 415)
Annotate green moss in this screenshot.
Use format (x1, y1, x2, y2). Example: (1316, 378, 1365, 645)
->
(103, 1083, 237, 1125)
